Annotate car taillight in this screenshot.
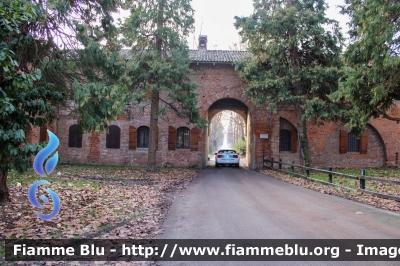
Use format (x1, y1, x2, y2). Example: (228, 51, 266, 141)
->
(217, 155, 222, 158)
(233, 155, 238, 158)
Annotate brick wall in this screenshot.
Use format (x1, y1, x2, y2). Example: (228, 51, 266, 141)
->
(369, 118, 400, 166)
(323, 124, 385, 168)
(56, 104, 203, 168)
(26, 122, 56, 145)
(47, 63, 399, 169)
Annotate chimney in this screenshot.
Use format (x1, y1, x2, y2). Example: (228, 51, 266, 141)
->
(198, 35, 207, 51)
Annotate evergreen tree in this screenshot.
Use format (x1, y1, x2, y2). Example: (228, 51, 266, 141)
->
(0, 0, 127, 202)
(334, 0, 400, 133)
(234, 0, 344, 166)
(71, 15, 131, 132)
(0, 0, 62, 202)
(25, 0, 130, 132)
(1, 0, 128, 108)
(122, 0, 203, 171)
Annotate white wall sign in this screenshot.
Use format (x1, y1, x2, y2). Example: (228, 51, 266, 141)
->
(260, 134, 269, 139)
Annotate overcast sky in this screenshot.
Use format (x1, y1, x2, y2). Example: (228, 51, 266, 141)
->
(188, 0, 349, 50)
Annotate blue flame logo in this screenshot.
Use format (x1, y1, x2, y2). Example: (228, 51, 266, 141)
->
(29, 130, 61, 220)
(28, 180, 61, 220)
(33, 130, 59, 176)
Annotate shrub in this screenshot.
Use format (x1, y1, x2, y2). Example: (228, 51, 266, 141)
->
(234, 140, 246, 157)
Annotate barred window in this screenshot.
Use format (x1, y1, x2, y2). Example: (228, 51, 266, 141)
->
(106, 125, 120, 149)
(68, 124, 82, 148)
(176, 127, 190, 149)
(347, 132, 360, 152)
(137, 126, 149, 148)
(280, 130, 292, 151)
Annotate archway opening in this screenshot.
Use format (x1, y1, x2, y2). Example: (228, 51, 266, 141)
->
(209, 110, 246, 153)
(204, 98, 253, 168)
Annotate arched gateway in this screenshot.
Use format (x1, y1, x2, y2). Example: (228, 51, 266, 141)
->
(189, 54, 273, 169)
(38, 36, 395, 169)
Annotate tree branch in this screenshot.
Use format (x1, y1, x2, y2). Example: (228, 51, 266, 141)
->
(380, 112, 400, 121)
(159, 97, 185, 119)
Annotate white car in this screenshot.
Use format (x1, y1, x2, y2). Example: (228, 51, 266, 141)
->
(215, 149, 240, 167)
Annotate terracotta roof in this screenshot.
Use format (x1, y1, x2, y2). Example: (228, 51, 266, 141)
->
(121, 49, 253, 63)
(189, 50, 252, 63)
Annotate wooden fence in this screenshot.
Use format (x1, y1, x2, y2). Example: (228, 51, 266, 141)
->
(263, 158, 400, 202)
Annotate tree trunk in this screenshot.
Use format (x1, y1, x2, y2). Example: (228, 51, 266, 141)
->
(301, 115, 312, 167)
(289, 25, 312, 167)
(147, 1, 163, 172)
(295, 103, 312, 167)
(0, 169, 11, 203)
(148, 90, 159, 171)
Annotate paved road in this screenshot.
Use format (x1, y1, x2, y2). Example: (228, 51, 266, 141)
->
(160, 166, 400, 265)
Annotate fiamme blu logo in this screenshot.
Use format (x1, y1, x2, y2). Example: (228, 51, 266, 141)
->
(28, 130, 61, 220)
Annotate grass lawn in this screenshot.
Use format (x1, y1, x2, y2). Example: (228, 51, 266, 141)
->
(0, 164, 199, 259)
(309, 167, 400, 196)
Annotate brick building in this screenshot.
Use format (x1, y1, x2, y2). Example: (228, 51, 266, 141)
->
(28, 36, 400, 169)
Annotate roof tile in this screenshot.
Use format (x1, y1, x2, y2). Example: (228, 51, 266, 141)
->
(121, 49, 253, 63)
(189, 50, 252, 63)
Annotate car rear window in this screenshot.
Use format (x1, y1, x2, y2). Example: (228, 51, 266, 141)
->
(218, 150, 237, 154)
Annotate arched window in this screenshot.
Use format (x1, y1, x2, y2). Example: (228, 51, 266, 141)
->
(176, 127, 190, 149)
(340, 130, 367, 154)
(106, 125, 120, 149)
(280, 130, 292, 151)
(137, 126, 149, 148)
(347, 132, 360, 152)
(68, 124, 82, 148)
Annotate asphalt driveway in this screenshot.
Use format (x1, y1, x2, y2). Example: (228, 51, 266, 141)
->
(160, 166, 400, 265)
